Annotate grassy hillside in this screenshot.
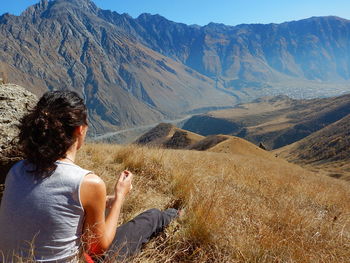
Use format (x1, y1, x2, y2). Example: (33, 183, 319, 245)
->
(189, 135, 230, 151)
(134, 123, 273, 157)
(135, 123, 205, 149)
(72, 143, 350, 262)
(275, 114, 350, 181)
(207, 136, 275, 160)
(183, 94, 350, 149)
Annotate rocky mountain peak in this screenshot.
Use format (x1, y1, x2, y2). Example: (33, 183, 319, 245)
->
(137, 13, 165, 21)
(136, 13, 179, 27)
(19, 0, 99, 20)
(20, 0, 49, 17)
(56, 0, 99, 13)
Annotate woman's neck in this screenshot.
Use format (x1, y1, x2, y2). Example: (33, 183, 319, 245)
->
(63, 155, 75, 163)
(59, 142, 78, 163)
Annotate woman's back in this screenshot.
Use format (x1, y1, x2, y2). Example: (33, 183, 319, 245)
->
(0, 90, 176, 262)
(0, 160, 90, 262)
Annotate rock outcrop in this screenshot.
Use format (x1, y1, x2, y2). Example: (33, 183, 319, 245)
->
(0, 84, 37, 185)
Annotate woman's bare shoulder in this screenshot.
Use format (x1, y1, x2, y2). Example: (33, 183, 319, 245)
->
(80, 173, 106, 207)
(83, 173, 104, 184)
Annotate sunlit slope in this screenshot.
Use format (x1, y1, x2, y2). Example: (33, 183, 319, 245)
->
(134, 123, 205, 149)
(208, 136, 276, 160)
(0, 0, 236, 134)
(275, 114, 350, 180)
(135, 124, 275, 158)
(76, 143, 350, 262)
(183, 94, 350, 149)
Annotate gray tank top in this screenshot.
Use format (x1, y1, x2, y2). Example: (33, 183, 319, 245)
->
(0, 160, 91, 262)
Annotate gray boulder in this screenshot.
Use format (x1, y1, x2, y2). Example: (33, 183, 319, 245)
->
(0, 84, 37, 185)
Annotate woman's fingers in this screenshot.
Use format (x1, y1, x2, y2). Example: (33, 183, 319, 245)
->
(115, 170, 133, 197)
(119, 170, 133, 182)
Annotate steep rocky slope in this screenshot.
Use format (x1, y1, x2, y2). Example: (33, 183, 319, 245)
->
(125, 14, 350, 97)
(2, 0, 350, 134)
(111, 12, 350, 83)
(0, 0, 235, 135)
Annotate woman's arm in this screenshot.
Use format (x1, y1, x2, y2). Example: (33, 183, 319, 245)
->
(80, 171, 133, 255)
(106, 195, 115, 211)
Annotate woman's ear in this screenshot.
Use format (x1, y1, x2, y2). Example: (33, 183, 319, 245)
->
(74, 125, 88, 138)
(75, 125, 88, 149)
(74, 125, 84, 136)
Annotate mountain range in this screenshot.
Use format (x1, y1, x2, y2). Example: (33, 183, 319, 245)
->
(1, 0, 350, 134)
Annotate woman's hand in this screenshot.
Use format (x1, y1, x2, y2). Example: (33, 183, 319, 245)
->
(114, 170, 133, 199)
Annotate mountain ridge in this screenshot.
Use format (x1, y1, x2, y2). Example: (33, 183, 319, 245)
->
(124, 13, 350, 84)
(1, 0, 350, 134)
(0, 0, 236, 134)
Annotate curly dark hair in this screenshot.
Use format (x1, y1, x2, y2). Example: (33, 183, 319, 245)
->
(18, 91, 88, 177)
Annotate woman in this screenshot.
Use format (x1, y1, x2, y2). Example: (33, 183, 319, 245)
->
(0, 91, 178, 262)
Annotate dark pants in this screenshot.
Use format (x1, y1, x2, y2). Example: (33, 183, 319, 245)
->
(104, 208, 178, 262)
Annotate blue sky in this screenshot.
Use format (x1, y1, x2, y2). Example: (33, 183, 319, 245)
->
(1, 0, 349, 26)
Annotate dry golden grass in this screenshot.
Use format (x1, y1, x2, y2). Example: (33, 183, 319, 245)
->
(191, 94, 350, 150)
(135, 123, 205, 149)
(274, 114, 350, 181)
(167, 126, 205, 144)
(208, 136, 275, 160)
(73, 142, 350, 262)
